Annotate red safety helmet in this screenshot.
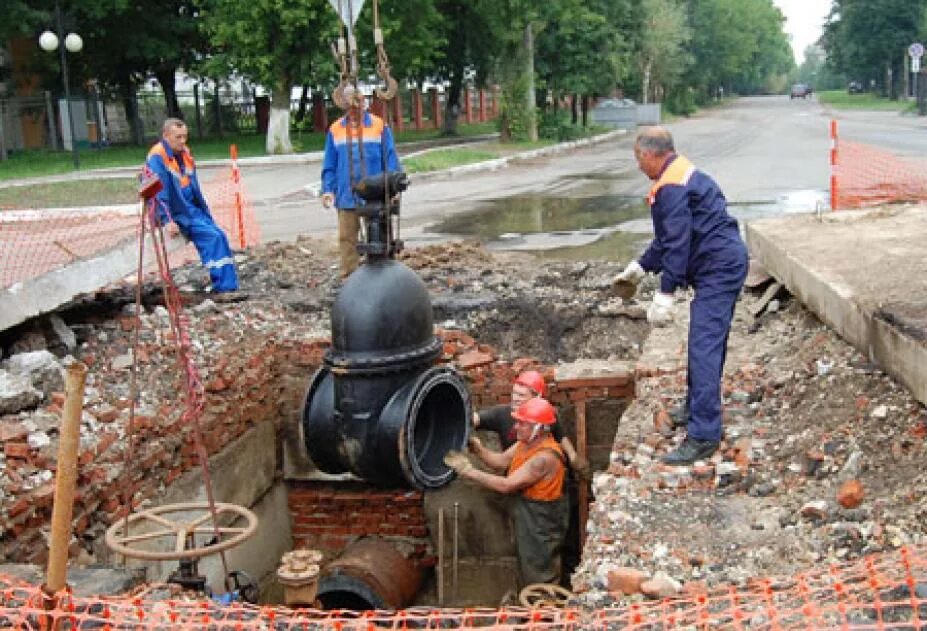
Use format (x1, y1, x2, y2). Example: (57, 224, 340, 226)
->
(513, 370, 547, 398)
(512, 398, 557, 426)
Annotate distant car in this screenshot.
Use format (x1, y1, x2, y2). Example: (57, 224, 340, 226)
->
(790, 84, 812, 99)
(847, 81, 864, 94)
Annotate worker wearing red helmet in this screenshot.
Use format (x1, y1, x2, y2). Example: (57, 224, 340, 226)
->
(472, 370, 586, 477)
(447, 397, 569, 586)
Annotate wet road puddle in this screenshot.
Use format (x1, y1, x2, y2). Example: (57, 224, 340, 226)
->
(727, 189, 830, 220)
(419, 189, 829, 262)
(425, 194, 653, 262)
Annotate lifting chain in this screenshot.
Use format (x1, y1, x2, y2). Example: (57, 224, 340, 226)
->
(372, 0, 397, 100)
(118, 185, 230, 578)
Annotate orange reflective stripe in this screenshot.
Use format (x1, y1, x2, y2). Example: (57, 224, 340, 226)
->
(329, 114, 386, 144)
(508, 435, 565, 501)
(647, 154, 696, 206)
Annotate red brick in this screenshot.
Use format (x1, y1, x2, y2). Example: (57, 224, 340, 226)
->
(607, 567, 649, 595)
(458, 350, 495, 370)
(555, 370, 631, 390)
(92, 405, 120, 424)
(8, 497, 31, 518)
(837, 479, 865, 509)
(0, 423, 28, 443)
(4, 442, 30, 459)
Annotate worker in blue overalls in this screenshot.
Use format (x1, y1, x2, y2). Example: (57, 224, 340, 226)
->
(615, 126, 748, 465)
(146, 118, 239, 295)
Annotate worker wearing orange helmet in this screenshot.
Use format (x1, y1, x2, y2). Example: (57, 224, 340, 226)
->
(472, 370, 587, 478)
(447, 397, 569, 586)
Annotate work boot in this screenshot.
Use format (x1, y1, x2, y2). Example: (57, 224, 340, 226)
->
(212, 290, 249, 303)
(662, 437, 719, 466)
(668, 402, 689, 429)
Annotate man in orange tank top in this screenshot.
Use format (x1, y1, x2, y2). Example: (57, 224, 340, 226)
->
(448, 397, 569, 587)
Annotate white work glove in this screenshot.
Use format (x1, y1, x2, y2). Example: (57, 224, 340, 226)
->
(647, 292, 675, 326)
(615, 260, 645, 284)
(321, 193, 335, 209)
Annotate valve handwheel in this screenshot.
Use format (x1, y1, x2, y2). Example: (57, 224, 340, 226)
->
(518, 582, 573, 608)
(104, 502, 258, 561)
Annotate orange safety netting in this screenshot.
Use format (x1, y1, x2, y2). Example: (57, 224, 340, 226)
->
(832, 140, 927, 210)
(2, 544, 924, 629)
(0, 157, 260, 291)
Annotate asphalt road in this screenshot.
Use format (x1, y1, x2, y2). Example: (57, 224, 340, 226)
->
(237, 95, 925, 244)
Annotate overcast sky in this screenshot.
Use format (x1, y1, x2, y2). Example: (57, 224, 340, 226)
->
(773, 0, 833, 63)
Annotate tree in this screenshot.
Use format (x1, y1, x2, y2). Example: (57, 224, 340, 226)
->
(823, 0, 926, 96)
(636, 0, 691, 104)
(197, 0, 336, 154)
(429, 0, 497, 135)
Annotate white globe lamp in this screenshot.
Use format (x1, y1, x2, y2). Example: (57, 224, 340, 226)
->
(64, 33, 83, 53)
(38, 30, 59, 52)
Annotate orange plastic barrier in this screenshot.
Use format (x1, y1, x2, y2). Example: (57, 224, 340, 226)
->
(0, 149, 260, 291)
(1, 544, 924, 629)
(831, 119, 927, 210)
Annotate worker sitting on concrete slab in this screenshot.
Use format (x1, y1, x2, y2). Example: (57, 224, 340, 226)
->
(146, 118, 241, 297)
(473, 370, 589, 479)
(614, 125, 748, 466)
(446, 397, 569, 587)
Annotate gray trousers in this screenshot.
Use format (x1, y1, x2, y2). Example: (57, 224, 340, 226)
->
(512, 494, 569, 586)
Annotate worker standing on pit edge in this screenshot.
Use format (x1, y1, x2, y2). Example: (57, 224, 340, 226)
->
(320, 86, 402, 278)
(614, 126, 748, 466)
(446, 397, 569, 587)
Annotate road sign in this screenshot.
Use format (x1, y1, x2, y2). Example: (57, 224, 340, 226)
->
(328, 0, 364, 27)
(909, 42, 924, 59)
(914, 57, 921, 73)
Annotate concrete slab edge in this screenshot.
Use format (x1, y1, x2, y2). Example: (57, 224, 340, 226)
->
(745, 222, 927, 406)
(0, 233, 188, 332)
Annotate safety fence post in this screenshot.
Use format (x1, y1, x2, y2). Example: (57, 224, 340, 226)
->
(391, 91, 404, 132)
(412, 89, 423, 130)
(830, 119, 839, 211)
(464, 88, 473, 123)
(230, 144, 246, 249)
(429, 88, 441, 129)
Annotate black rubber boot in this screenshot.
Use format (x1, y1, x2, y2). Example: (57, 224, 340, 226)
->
(662, 437, 719, 466)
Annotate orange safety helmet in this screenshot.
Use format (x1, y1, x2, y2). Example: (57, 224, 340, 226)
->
(511, 398, 557, 426)
(513, 370, 547, 398)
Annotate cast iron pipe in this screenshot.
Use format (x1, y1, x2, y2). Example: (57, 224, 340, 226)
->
(316, 537, 424, 610)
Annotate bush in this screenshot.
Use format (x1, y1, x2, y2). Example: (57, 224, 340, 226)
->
(538, 109, 584, 142)
(664, 87, 697, 116)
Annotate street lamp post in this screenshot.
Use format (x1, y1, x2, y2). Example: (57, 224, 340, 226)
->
(39, 2, 82, 169)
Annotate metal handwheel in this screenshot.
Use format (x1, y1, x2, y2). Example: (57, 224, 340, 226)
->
(518, 582, 574, 608)
(104, 502, 258, 561)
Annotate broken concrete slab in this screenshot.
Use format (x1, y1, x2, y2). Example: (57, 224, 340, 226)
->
(0, 230, 188, 333)
(746, 205, 927, 405)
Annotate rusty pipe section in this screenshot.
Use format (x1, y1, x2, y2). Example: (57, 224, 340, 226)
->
(316, 537, 424, 610)
(44, 362, 87, 596)
(302, 259, 471, 488)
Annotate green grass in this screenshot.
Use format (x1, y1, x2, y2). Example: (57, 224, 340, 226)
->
(817, 90, 913, 111)
(0, 178, 138, 209)
(404, 148, 501, 173)
(403, 139, 555, 173)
